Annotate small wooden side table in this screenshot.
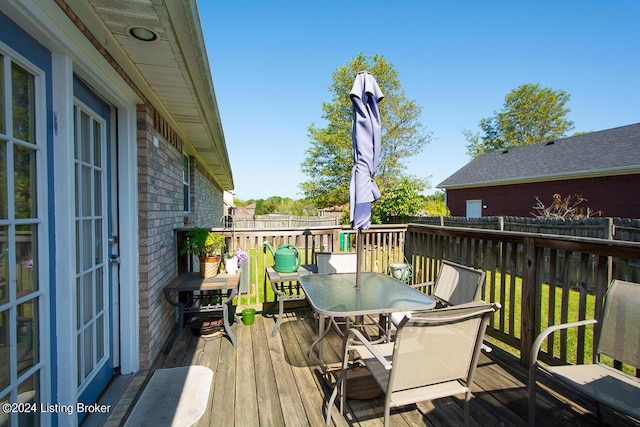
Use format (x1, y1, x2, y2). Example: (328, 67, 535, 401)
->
(163, 272, 240, 353)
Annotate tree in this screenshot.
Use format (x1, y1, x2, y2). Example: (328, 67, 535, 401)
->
(251, 196, 316, 216)
(531, 193, 602, 219)
(465, 83, 574, 158)
(301, 53, 431, 208)
(372, 176, 427, 224)
(423, 191, 449, 216)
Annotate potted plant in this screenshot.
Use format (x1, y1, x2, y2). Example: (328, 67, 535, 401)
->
(224, 247, 248, 275)
(180, 227, 226, 278)
(223, 251, 238, 274)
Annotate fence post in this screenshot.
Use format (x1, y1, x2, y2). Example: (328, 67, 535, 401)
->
(605, 217, 613, 285)
(520, 236, 537, 366)
(332, 229, 340, 251)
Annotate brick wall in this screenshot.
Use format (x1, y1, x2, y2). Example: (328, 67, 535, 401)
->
(136, 104, 224, 368)
(192, 162, 225, 227)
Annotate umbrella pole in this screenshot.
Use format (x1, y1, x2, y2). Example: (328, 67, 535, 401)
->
(355, 228, 363, 288)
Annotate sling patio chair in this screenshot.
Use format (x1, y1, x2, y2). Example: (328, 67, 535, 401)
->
(529, 279, 640, 425)
(315, 251, 358, 274)
(389, 260, 486, 327)
(325, 301, 501, 427)
(314, 252, 386, 341)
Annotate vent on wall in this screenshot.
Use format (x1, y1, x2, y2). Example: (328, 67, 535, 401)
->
(545, 141, 555, 146)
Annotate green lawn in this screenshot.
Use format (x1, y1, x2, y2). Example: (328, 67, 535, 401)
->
(239, 256, 629, 373)
(236, 247, 316, 306)
(485, 271, 634, 373)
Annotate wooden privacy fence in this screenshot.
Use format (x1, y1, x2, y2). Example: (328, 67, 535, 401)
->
(216, 225, 408, 310)
(407, 216, 640, 241)
(228, 214, 340, 229)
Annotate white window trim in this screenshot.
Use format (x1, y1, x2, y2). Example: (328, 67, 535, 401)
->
(0, 40, 51, 416)
(183, 154, 191, 213)
(465, 199, 483, 218)
(52, 54, 140, 422)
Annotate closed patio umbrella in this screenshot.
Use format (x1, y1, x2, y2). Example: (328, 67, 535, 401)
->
(349, 71, 384, 288)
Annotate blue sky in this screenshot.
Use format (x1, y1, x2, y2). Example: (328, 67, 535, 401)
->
(197, 1, 640, 201)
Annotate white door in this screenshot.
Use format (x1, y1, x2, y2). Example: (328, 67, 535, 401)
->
(466, 200, 483, 218)
(73, 84, 117, 419)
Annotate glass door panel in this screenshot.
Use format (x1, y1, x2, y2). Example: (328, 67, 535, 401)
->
(0, 54, 43, 426)
(73, 102, 111, 405)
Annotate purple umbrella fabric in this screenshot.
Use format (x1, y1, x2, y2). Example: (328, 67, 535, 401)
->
(349, 71, 384, 230)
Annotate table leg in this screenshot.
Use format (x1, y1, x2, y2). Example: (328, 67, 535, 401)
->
(222, 288, 238, 348)
(163, 289, 187, 354)
(271, 285, 284, 337)
(308, 314, 332, 360)
(165, 304, 184, 354)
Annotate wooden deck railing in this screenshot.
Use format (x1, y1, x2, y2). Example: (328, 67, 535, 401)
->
(210, 223, 640, 371)
(404, 223, 640, 370)
(217, 225, 408, 308)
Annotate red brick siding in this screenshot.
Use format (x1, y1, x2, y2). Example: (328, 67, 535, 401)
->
(446, 174, 640, 218)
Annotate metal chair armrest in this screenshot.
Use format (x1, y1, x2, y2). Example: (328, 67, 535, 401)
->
(530, 318, 598, 368)
(345, 328, 392, 371)
(528, 318, 597, 425)
(409, 281, 434, 291)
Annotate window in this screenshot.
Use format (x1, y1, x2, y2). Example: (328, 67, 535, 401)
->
(182, 155, 190, 212)
(0, 52, 45, 426)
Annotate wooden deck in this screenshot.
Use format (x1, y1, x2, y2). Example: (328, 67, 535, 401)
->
(115, 310, 639, 427)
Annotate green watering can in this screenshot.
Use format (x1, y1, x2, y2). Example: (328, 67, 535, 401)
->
(263, 241, 301, 273)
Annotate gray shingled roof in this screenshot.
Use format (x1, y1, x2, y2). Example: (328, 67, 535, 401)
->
(437, 123, 640, 189)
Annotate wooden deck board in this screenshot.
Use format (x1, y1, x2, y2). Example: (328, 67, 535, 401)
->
(210, 331, 236, 426)
(263, 313, 310, 427)
(252, 312, 285, 427)
(196, 337, 222, 427)
(279, 313, 332, 427)
(116, 311, 640, 427)
(234, 320, 259, 427)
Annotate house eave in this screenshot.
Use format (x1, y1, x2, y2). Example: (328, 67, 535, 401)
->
(31, 0, 234, 190)
(438, 166, 640, 190)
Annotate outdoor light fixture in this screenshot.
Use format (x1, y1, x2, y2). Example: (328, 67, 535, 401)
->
(128, 27, 158, 42)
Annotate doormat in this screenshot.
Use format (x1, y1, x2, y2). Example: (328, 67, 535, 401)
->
(124, 366, 213, 427)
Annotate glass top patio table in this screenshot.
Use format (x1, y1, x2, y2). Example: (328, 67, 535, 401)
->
(299, 272, 435, 317)
(300, 272, 435, 360)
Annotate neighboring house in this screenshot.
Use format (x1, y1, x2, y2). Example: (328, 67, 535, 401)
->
(319, 205, 347, 218)
(233, 204, 252, 216)
(223, 190, 236, 215)
(438, 123, 640, 219)
(245, 202, 257, 215)
(0, 1, 233, 425)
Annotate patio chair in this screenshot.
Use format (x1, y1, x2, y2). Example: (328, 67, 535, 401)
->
(390, 260, 486, 327)
(315, 251, 357, 274)
(529, 279, 640, 425)
(314, 252, 385, 339)
(325, 301, 501, 427)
